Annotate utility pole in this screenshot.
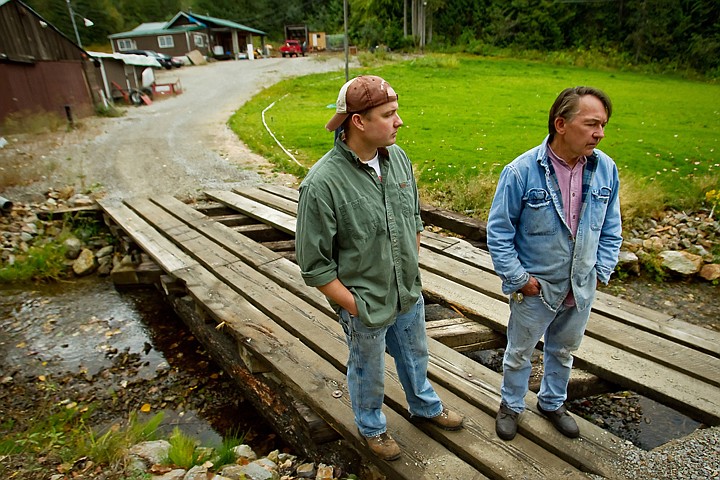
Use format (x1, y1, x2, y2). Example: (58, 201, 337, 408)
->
(65, 0, 82, 47)
(343, 0, 349, 82)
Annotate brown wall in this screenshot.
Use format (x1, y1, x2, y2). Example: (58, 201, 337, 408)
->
(0, 61, 94, 121)
(113, 32, 209, 57)
(0, 1, 84, 63)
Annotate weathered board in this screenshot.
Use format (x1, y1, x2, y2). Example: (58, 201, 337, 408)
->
(98, 186, 720, 480)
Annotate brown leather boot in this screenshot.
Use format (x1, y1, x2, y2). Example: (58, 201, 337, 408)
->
(363, 432, 401, 461)
(428, 407, 464, 430)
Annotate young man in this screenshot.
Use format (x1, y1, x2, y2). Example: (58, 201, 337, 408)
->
(295, 75, 463, 461)
(487, 86, 623, 441)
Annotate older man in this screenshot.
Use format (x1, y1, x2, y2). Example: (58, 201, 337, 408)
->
(487, 86, 623, 441)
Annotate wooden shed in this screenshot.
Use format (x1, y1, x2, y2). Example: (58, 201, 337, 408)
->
(308, 32, 326, 52)
(0, 0, 99, 124)
(88, 51, 161, 103)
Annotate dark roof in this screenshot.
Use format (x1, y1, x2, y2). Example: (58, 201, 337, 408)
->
(168, 11, 267, 36)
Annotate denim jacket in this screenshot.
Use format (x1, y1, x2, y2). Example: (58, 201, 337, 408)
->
(487, 136, 623, 312)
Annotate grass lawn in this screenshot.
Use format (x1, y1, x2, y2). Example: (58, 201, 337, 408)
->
(229, 54, 720, 220)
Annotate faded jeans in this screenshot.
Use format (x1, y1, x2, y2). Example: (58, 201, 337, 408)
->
(501, 293, 593, 413)
(339, 296, 443, 437)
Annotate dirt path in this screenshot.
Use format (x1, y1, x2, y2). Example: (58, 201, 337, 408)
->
(1, 56, 349, 203)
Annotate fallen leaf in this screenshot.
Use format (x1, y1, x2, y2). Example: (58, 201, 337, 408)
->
(140, 403, 151, 413)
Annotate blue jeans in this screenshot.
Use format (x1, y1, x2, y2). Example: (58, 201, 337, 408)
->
(501, 293, 592, 413)
(339, 296, 443, 437)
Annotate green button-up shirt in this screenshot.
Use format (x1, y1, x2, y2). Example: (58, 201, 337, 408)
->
(296, 139, 424, 328)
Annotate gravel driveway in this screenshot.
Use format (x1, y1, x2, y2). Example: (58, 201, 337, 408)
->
(1, 56, 350, 203)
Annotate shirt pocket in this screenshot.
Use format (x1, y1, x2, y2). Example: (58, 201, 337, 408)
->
(521, 188, 558, 236)
(590, 186, 612, 231)
(339, 196, 381, 242)
(395, 178, 415, 217)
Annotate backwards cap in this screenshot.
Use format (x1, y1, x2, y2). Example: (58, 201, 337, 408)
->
(325, 75, 398, 132)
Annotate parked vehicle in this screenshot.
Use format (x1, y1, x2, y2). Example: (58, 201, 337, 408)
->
(279, 39, 304, 57)
(123, 49, 182, 69)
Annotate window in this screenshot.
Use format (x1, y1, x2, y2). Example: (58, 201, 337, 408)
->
(193, 34, 205, 47)
(158, 35, 174, 49)
(117, 39, 135, 51)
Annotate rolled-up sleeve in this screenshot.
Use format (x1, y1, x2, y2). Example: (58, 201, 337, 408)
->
(296, 184, 339, 287)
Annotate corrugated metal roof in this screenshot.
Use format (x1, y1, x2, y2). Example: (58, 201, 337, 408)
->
(131, 22, 167, 32)
(183, 12, 266, 35)
(88, 51, 161, 68)
(108, 24, 202, 39)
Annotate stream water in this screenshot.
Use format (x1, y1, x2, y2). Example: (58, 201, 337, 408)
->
(0, 277, 702, 452)
(0, 276, 282, 450)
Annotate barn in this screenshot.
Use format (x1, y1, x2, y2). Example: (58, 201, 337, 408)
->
(0, 0, 100, 125)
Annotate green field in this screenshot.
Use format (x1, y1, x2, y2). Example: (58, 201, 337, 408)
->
(229, 55, 720, 220)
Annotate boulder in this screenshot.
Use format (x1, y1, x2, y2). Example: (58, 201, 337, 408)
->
(72, 248, 97, 276)
(63, 236, 82, 259)
(699, 264, 720, 282)
(659, 250, 703, 275)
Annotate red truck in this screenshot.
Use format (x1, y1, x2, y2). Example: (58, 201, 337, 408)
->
(280, 39, 305, 57)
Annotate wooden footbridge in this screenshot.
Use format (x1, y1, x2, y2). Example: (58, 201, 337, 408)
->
(99, 185, 720, 480)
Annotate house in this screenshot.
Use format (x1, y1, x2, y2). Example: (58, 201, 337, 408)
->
(0, 0, 100, 124)
(109, 11, 267, 61)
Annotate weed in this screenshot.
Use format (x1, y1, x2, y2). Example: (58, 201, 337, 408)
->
(0, 110, 67, 135)
(166, 427, 206, 469)
(0, 241, 68, 283)
(637, 251, 668, 282)
(211, 428, 246, 468)
(78, 412, 163, 467)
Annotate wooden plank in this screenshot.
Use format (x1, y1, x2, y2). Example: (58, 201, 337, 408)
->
(419, 247, 720, 388)
(132, 196, 593, 479)
(426, 318, 505, 351)
(421, 269, 720, 426)
(150, 195, 283, 268)
(420, 203, 487, 242)
(205, 189, 296, 234)
(232, 186, 299, 216)
(148, 195, 333, 318)
(258, 183, 300, 203)
(99, 199, 193, 274)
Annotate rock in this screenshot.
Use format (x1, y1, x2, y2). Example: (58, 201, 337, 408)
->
(642, 237, 664, 251)
(185, 464, 210, 480)
(315, 464, 334, 479)
(68, 194, 95, 207)
(154, 470, 186, 480)
(238, 459, 279, 480)
(72, 248, 98, 276)
(617, 250, 640, 275)
(218, 464, 246, 479)
(699, 264, 720, 282)
(233, 443, 258, 461)
(96, 245, 114, 258)
(64, 236, 82, 259)
(659, 250, 703, 275)
(127, 439, 171, 466)
(296, 463, 315, 478)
